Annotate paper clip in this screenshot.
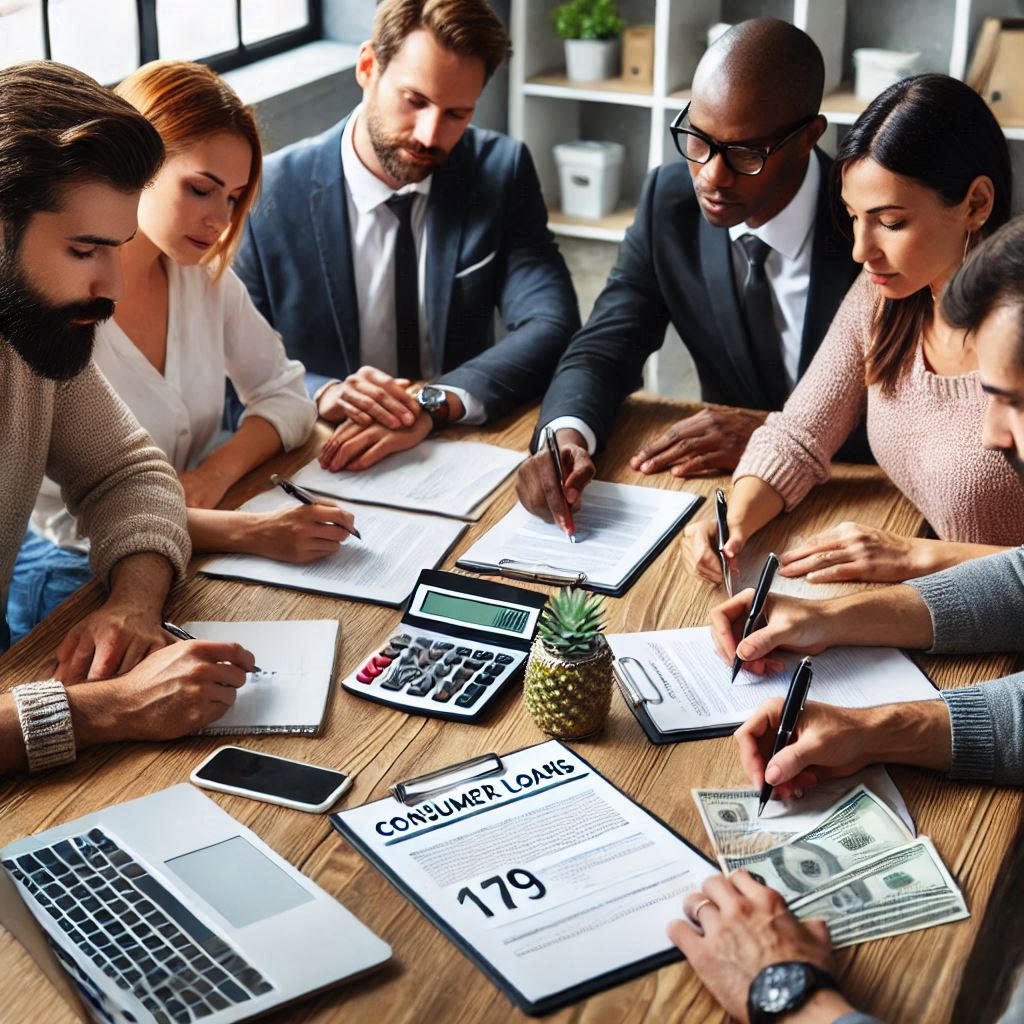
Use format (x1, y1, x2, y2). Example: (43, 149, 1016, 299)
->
(613, 657, 664, 708)
(391, 751, 505, 805)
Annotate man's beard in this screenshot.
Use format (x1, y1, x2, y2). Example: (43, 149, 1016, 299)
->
(0, 245, 114, 381)
(365, 105, 447, 186)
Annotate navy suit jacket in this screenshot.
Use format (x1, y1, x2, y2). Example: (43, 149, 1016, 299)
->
(536, 150, 867, 455)
(234, 117, 580, 421)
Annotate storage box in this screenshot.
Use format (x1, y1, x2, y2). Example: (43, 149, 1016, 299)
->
(622, 25, 654, 86)
(853, 48, 920, 102)
(553, 141, 625, 220)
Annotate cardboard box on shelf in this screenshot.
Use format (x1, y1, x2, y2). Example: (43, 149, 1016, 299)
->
(622, 25, 654, 86)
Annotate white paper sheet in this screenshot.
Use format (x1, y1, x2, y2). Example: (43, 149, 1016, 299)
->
(608, 626, 939, 734)
(333, 740, 716, 1009)
(200, 490, 466, 607)
(180, 620, 339, 735)
(458, 480, 700, 591)
(289, 439, 525, 520)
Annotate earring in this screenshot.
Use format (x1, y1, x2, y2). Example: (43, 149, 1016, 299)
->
(963, 230, 972, 263)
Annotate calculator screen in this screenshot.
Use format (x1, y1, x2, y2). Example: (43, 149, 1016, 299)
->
(419, 591, 531, 635)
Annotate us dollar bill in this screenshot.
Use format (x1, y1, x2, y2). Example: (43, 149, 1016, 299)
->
(789, 837, 969, 948)
(720, 785, 914, 902)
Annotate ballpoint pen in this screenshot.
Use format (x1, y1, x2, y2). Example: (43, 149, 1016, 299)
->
(757, 656, 814, 816)
(730, 551, 780, 682)
(715, 488, 733, 597)
(543, 426, 577, 544)
(162, 621, 263, 673)
(270, 473, 362, 540)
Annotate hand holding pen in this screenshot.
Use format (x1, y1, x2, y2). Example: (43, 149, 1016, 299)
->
(730, 552, 779, 682)
(543, 427, 578, 544)
(757, 656, 813, 815)
(270, 474, 361, 540)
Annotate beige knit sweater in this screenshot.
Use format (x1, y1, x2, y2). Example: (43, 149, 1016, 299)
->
(1, 344, 191, 609)
(735, 272, 1024, 544)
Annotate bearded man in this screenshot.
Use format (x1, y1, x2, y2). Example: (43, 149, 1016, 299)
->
(235, 0, 579, 471)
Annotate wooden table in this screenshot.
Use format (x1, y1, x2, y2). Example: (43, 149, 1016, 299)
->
(1, 396, 1019, 1024)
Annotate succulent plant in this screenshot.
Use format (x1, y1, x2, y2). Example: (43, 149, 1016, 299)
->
(537, 587, 605, 658)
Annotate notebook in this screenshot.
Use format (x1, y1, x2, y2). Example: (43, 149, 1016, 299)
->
(181, 620, 339, 735)
(457, 480, 702, 596)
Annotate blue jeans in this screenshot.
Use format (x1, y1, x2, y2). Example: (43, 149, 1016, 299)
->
(7, 530, 93, 646)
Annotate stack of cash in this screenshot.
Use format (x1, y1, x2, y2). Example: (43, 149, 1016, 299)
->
(692, 785, 968, 948)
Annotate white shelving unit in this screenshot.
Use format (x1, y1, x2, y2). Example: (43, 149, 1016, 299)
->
(509, 0, 1024, 243)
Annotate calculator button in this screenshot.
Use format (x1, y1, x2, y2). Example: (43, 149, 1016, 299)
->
(362, 661, 382, 678)
(382, 667, 420, 691)
(442, 651, 461, 666)
(495, 653, 514, 665)
(372, 656, 392, 669)
(431, 642, 454, 654)
(406, 675, 436, 697)
(455, 684, 486, 708)
(381, 645, 402, 659)
(463, 659, 484, 673)
(455, 647, 472, 657)
(355, 670, 374, 684)
(483, 664, 502, 677)
(471, 650, 493, 661)
(454, 666, 474, 683)
(389, 634, 412, 649)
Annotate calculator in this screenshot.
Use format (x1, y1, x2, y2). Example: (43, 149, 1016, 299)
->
(341, 569, 549, 721)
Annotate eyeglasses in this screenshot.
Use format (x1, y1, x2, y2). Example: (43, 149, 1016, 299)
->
(669, 103, 815, 176)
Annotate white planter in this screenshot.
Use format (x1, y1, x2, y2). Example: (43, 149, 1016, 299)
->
(564, 38, 620, 83)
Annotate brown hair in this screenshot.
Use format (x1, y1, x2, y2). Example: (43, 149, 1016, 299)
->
(0, 61, 164, 248)
(832, 74, 1011, 395)
(372, 0, 509, 82)
(116, 60, 261, 277)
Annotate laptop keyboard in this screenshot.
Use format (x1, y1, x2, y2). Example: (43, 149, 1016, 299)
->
(3, 828, 273, 1024)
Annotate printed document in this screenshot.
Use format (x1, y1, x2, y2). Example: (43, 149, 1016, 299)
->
(290, 440, 525, 520)
(200, 490, 465, 606)
(182, 620, 339, 735)
(458, 480, 700, 591)
(608, 627, 939, 733)
(332, 740, 715, 1011)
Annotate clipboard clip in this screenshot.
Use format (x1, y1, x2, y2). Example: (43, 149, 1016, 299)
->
(390, 752, 504, 805)
(612, 657, 664, 708)
(495, 560, 587, 586)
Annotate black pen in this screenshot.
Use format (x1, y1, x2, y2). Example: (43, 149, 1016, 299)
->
(543, 427, 577, 544)
(715, 488, 732, 597)
(757, 657, 814, 816)
(270, 473, 362, 540)
(162, 621, 263, 673)
(730, 551, 779, 682)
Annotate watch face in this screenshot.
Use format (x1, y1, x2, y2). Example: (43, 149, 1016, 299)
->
(752, 962, 811, 1014)
(418, 386, 445, 412)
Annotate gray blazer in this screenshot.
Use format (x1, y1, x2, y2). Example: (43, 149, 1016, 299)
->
(234, 116, 580, 420)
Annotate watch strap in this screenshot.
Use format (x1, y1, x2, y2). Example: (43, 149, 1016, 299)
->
(13, 679, 76, 773)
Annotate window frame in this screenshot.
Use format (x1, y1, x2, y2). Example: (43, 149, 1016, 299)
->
(36, 0, 321, 77)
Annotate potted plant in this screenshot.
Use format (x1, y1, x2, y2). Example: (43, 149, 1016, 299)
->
(551, 0, 625, 83)
(523, 588, 614, 738)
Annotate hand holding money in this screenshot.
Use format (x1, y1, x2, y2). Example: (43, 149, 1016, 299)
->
(735, 698, 954, 799)
(667, 871, 855, 1024)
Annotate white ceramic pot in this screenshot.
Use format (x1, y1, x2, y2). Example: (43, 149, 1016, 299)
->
(564, 38, 620, 83)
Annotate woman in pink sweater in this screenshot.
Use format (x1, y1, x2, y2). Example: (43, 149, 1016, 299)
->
(688, 74, 1024, 587)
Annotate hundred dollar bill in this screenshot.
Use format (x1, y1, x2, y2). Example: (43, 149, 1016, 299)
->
(692, 769, 913, 863)
(720, 785, 914, 902)
(790, 837, 969, 948)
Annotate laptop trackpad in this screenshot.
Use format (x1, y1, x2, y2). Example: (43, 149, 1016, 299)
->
(166, 836, 314, 929)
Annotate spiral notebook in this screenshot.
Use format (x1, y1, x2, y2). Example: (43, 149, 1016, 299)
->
(182, 620, 340, 735)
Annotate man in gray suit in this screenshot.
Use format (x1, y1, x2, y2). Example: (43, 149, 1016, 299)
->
(235, 0, 579, 471)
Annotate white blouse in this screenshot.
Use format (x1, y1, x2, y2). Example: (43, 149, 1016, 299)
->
(33, 260, 316, 551)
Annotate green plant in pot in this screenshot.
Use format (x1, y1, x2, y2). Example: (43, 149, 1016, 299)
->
(551, 0, 624, 83)
(523, 587, 614, 738)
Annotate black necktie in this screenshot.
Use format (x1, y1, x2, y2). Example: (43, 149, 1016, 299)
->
(737, 233, 789, 410)
(385, 193, 422, 381)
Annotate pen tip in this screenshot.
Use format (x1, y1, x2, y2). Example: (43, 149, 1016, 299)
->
(756, 801, 766, 817)
(569, 534, 577, 544)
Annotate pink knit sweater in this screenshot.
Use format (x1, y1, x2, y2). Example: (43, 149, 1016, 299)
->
(734, 272, 1024, 544)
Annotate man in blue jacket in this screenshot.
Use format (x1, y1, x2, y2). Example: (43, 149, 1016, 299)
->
(235, 0, 579, 470)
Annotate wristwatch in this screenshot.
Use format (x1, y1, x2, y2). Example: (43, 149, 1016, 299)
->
(748, 961, 840, 1024)
(416, 385, 451, 431)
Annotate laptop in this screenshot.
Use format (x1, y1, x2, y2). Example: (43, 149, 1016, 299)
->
(1, 785, 391, 1024)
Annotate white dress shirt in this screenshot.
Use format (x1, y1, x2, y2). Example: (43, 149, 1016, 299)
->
(338, 109, 483, 422)
(32, 261, 316, 551)
(545, 156, 821, 454)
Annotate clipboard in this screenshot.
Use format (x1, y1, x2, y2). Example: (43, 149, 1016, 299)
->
(330, 740, 716, 1016)
(457, 486, 704, 597)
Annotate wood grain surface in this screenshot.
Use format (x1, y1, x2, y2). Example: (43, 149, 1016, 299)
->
(0, 396, 1019, 1024)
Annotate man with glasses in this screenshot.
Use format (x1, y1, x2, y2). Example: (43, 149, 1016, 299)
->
(517, 17, 865, 529)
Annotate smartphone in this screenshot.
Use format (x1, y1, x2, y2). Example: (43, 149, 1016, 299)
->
(191, 746, 352, 813)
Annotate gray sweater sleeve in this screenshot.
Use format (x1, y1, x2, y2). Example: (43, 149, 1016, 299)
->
(908, 548, 1024, 654)
(942, 673, 1024, 785)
